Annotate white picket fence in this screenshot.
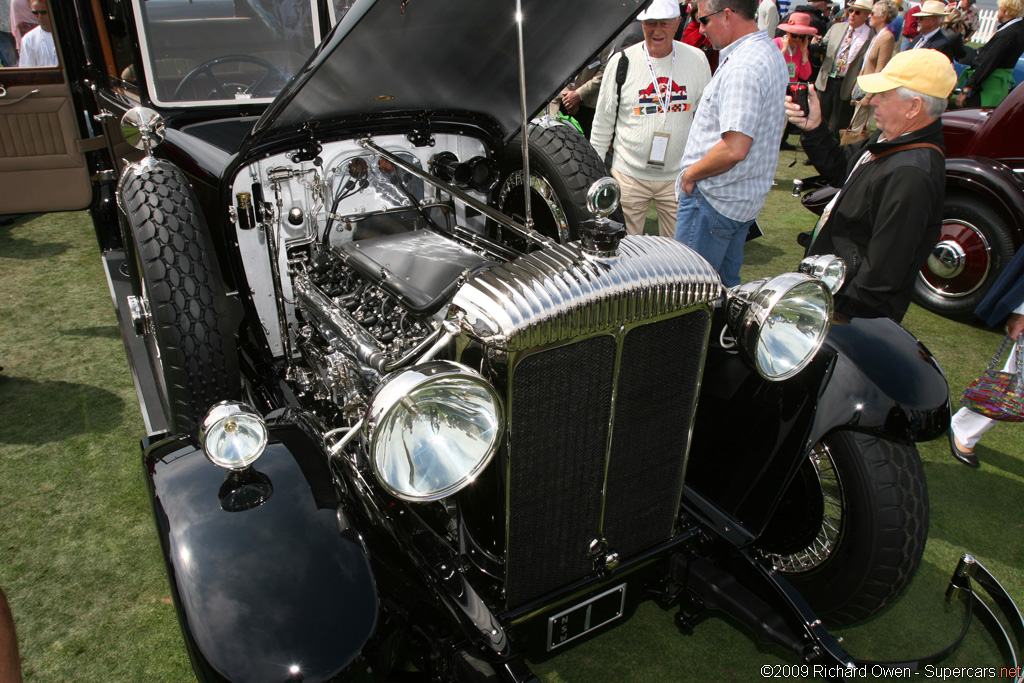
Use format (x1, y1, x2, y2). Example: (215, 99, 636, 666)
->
(971, 8, 999, 44)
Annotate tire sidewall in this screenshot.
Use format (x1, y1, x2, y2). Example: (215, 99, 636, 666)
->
(763, 431, 929, 626)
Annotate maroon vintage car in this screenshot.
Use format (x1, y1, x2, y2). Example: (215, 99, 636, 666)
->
(801, 84, 1024, 319)
(926, 83, 1024, 318)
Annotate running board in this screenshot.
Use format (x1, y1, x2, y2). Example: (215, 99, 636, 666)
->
(101, 249, 169, 436)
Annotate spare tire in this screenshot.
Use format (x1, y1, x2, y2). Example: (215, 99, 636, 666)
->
(118, 161, 239, 437)
(498, 121, 609, 244)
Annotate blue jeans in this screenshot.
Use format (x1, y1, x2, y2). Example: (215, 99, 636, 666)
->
(674, 187, 751, 287)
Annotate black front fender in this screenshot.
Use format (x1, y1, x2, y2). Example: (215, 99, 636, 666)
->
(809, 316, 951, 446)
(685, 315, 949, 541)
(143, 424, 378, 683)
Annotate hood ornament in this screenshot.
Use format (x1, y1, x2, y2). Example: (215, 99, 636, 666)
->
(580, 177, 626, 258)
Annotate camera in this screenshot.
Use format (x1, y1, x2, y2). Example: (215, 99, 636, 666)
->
(787, 83, 809, 117)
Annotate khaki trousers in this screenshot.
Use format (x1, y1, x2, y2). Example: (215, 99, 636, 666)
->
(611, 168, 678, 238)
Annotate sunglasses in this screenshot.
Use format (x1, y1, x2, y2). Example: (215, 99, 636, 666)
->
(31, 9, 47, 14)
(697, 8, 725, 25)
(850, 9, 867, 14)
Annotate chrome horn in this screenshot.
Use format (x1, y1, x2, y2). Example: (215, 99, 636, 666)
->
(429, 152, 500, 193)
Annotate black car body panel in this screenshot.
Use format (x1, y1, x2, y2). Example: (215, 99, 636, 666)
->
(686, 315, 949, 541)
(144, 429, 379, 682)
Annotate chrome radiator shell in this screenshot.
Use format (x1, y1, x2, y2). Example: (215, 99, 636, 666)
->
(448, 236, 723, 350)
(449, 237, 723, 609)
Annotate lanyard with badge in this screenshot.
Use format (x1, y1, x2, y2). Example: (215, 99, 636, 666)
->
(643, 43, 674, 168)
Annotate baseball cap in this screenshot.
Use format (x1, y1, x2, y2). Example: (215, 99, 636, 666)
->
(856, 48, 957, 98)
(638, 0, 682, 20)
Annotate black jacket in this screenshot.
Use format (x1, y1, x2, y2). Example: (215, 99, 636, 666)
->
(963, 20, 1024, 100)
(803, 119, 946, 322)
(911, 28, 958, 61)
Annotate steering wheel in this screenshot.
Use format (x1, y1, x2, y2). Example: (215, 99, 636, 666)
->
(172, 55, 285, 101)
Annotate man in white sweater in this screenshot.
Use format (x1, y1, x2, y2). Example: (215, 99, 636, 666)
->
(590, 0, 712, 237)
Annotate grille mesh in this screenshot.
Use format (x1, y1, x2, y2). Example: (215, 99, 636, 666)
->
(506, 337, 616, 608)
(505, 311, 710, 608)
(603, 313, 709, 557)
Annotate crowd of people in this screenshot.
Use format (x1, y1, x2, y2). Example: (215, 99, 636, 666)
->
(544, 0, 1024, 465)
(1, 0, 55, 67)
(568, 0, 1021, 307)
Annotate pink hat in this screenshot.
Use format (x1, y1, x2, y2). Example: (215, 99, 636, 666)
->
(778, 12, 819, 35)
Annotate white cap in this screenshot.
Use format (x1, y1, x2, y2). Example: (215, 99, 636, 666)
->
(637, 0, 682, 20)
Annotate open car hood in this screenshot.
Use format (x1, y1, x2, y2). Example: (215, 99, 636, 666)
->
(248, 0, 645, 146)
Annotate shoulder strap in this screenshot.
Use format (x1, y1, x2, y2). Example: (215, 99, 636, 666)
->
(606, 53, 630, 167)
(871, 142, 944, 161)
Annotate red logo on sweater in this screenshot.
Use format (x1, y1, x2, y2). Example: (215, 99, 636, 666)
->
(634, 77, 691, 114)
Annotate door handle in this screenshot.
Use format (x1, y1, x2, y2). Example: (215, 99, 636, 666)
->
(0, 88, 41, 106)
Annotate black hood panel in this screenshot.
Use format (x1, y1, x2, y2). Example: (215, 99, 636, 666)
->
(250, 0, 644, 144)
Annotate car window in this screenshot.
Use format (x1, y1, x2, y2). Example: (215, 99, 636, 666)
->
(95, 0, 142, 99)
(134, 0, 319, 106)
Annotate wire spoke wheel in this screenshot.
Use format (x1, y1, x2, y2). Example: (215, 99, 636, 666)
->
(764, 442, 844, 573)
(756, 431, 928, 626)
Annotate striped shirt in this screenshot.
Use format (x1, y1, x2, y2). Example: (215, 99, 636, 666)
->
(677, 30, 788, 222)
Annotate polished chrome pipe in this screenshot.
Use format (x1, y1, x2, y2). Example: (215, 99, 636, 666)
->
(293, 273, 388, 375)
(515, 0, 533, 230)
(357, 138, 554, 249)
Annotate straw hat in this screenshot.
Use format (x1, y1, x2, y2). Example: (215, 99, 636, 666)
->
(913, 0, 952, 16)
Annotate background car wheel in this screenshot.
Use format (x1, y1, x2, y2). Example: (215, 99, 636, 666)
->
(498, 121, 608, 244)
(119, 162, 239, 437)
(914, 194, 1015, 320)
(757, 431, 929, 627)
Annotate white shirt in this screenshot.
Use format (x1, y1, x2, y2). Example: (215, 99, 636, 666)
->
(677, 31, 789, 221)
(18, 26, 57, 67)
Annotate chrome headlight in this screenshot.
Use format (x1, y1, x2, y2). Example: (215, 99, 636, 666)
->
(799, 254, 847, 294)
(364, 361, 504, 502)
(726, 273, 833, 381)
(200, 401, 268, 470)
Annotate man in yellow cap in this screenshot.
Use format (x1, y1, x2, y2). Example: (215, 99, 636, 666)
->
(784, 48, 956, 322)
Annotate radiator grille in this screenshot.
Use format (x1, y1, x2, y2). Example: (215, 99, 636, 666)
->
(603, 313, 709, 557)
(505, 311, 710, 608)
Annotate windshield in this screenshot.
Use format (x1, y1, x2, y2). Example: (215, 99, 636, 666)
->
(135, 0, 321, 106)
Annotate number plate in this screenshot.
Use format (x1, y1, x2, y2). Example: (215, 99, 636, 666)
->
(546, 583, 626, 651)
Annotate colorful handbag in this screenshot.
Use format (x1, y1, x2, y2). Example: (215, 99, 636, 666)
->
(960, 335, 1024, 422)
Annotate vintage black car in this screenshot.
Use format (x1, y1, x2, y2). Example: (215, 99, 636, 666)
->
(2, 0, 1022, 680)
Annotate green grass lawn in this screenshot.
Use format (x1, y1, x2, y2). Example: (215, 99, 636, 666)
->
(1, 152, 1021, 681)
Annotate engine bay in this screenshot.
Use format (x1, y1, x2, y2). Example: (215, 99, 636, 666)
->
(229, 131, 523, 420)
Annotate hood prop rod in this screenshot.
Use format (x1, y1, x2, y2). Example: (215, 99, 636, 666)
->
(515, 0, 533, 231)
